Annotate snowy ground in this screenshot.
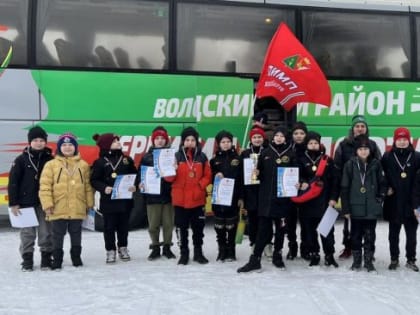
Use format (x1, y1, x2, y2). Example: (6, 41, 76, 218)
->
(1, 220, 420, 315)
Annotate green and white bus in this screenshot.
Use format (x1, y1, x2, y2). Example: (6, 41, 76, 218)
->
(1, 0, 420, 225)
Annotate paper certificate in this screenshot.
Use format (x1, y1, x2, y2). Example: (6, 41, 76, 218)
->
(243, 157, 259, 185)
(277, 167, 299, 197)
(8, 207, 39, 228)
(82, 209, 96, 231)
(317, 206, 339, 237)
(111, 174, 136, 199)
(153, 148, 176, 177)
(212, 177, 235, 206)
(140, 166, 161, 195)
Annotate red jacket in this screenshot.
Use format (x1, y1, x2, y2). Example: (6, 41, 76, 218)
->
(166, 148, 211, 209)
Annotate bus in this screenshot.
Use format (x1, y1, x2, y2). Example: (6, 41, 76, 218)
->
(1, 0, 420, 225)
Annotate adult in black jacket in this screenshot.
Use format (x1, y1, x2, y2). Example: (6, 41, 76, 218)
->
(8, 126, 53, 271)
(332, 115, 381, 259)
(210, 130, 243, 262)
(91, 133, 137, 263)
(238, 126, 297, 272)
(382, 127, 420, 271)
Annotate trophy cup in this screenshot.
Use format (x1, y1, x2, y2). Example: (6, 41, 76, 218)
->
(250, 153, 260, 184)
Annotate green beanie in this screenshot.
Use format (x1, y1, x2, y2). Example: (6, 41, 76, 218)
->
(351, 115, 367, 128)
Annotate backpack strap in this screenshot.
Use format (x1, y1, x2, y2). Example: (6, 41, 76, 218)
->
(314, 155, 328, 177)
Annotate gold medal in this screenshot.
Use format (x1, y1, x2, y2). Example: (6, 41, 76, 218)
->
(401, 172, 407, 178)
(71, 180, 76, 185)
(188, 171, 195, 178)
(111, 172, 117, 178)
(312, 165, 317, 172)
(360, 187, 366, 193)
(34, 174, 38, 180)
(276, 158, 282, 164)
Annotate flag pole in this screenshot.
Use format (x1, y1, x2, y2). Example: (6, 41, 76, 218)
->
(241, 94, 257, 149)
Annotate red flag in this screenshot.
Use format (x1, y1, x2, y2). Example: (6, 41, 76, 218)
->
(256, 23, 331, 111)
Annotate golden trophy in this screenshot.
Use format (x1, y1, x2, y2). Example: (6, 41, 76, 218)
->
(250, 153, 260, 184)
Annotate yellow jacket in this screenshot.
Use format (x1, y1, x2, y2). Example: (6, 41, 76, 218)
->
(39, 154, 94, 221)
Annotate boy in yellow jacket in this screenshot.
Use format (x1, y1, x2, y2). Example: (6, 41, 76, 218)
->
(39, 133, 94, 270)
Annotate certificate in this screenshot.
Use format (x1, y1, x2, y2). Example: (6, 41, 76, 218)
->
(82, 208, 96, 231)
(277, 167, 299, 197)
(8, 207, 39, 228)
(111, 174, 136, 199)
(243, 157, 259, 185)
(212, 177, 235, 206)
(153, 148, 176, 177)
(317, 206, 339, 237)
(140, 166, 161, 195)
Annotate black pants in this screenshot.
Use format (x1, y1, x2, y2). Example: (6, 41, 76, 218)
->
(247, 210, 259, 246)
(175, 206, 205, 251)
(351, 219, 376, 251)
(342, 217, 351, 248)
(300, 217, 335, 255)
(103, 210, 130, 251)
(51, 219, 82, 251)
(253, 217, 286, 258)
(389, 217, 418, 261)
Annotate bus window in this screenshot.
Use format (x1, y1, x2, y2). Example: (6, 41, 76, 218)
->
(0, 0, 28, 65)
(36, 0, 169, 70)
(176, 3, 294, 74)
(302, 10, 410, 79)
(415, 14, 420, 78)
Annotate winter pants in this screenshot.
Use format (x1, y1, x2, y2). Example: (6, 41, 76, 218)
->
(247, 210, 259, 246)
(342, 217, 351, 248)
(51, 219, 82, 251)
(213, 207, 238, 248)
(350, 219, 376, 252)
(389, 217, 418, 261)
(19, 205, 52, 255)
(103, 211, 130, 251)
(147, 203, 174, 246)
(253, 217, 286, 258)
(175, 206, 205, 252)
(300, 217, 335, 255)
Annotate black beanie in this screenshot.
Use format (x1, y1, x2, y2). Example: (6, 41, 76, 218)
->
(215, 130, 233, 144)
(292, 121, 308, 134)
(272, 126, 289, 140)
(305, 131, 321, 145)
(181, 127, 199, 143)
(28, 126, 48, 143)
(354, 134, 371, 151)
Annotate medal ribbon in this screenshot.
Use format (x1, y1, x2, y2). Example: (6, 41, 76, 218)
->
(104, 156, 123, 174)
(304, 151, 322, 169)
(28, 152, 40, 177)
(269, 144, 291, 161)
(182, 147, 196, 173)
(392, 152, 412, 173)
(356, 160, 367, 188)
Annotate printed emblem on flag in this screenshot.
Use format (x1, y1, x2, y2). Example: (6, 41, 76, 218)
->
(283, 55, 311, 71)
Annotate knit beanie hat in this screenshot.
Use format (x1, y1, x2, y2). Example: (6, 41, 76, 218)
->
(273, 126, 289, 140)
(181, 127, 199, 144)
(292, 121, 308, 134)
(151, 126, 169, 145)
(249, 127, 266, 139)
(57, 133, 78, 155)
(215, 130, 233, 145)
(354, 134, 371, 151)
(92, 133, 119, 151)
(351, 115, 368, 128)
(305, 131, 321, 145)
(393, 127, 411, 142)
(28, 126, 48, 143)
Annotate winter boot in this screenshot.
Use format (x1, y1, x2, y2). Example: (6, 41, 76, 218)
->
(364, 250, 376, 272)
(309, 253, 320, 267)
(216, 245, 226, 262)
(286, 242, 297, 260)
(325, 254, 339, 268)
(40, 251, 53, 270)
(178, 248, 189, 265)
(118, 247, 131, 261)
(148, 245, 161, 261)
(51, 249, 64, 270)
(106, 250, 116, 264)
(21, 252, 34, 272)
(272, 251, 285, 269)
(70, 246, 83, 267)
(351, 250, 362, 271)
(193, 246, 209, 264)
(162, 244, 176, 259)
(237, 255, 262, 273)
(406, 260, 419, 272)
(388, 259, 399, 270)
(339, 246, 352, 260)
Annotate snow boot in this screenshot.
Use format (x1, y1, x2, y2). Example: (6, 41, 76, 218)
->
(162, 244, 176, 259)
(325, 254, 339, 268)
(106, 250, 116, 264)
(216, 245, 226, 262)
(178, 248, 189, 265)
(388, 259, 399, 270)
(51, 249, 64, 270)
(70, 246, 83, 267)
(21, 252, 34, 272)
(272, 251, 285, 269)
(364, 250, 376, 272)
(309, 253, 320, 267)
(237, 255, 262, 273)
(148, 245, 161, 261)
(225, 246, 236, 262)
(286, 242, 297, 260)
(40, 251, 53, 270)
(406, 260, 419, 272)
(118, 247, 131, 261)
(351, 250, 362, 271)
(193, 246, 209, 264)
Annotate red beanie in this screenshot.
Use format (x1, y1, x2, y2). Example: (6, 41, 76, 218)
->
(249, 127, 266, 140)
(394, 127, 411, 142)
(92, 133, 119, 151)
(151, 128, 169, 144)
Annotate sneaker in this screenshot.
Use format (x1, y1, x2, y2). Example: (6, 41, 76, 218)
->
(106, 250, 116, 264)
(263, 244, 273, 261)
(148, 246, 161, 261)
(388, 260, 399, 270)
(406, 261, 419, 272)
(118, 247, 131, 261)
(339, 247, 352, 260)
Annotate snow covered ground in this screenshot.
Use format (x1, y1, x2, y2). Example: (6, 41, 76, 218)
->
(1, 220, 419, 315)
